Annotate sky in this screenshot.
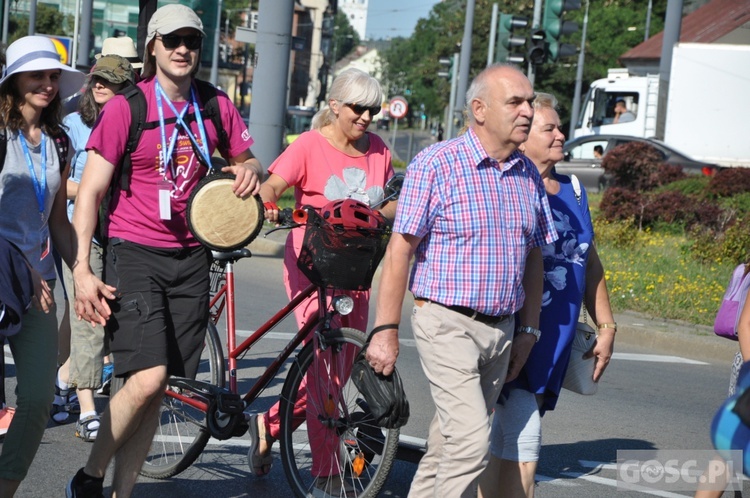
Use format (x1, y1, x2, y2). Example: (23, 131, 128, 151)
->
(366, 1, 442, 40)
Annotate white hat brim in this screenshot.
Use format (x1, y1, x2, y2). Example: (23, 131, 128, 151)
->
(0, 51, 86, 101)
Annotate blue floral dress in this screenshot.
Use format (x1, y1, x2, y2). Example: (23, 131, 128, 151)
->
(508, 172, 594, 414)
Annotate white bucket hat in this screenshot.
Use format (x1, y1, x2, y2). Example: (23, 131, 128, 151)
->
(0, 36, 85, 100)
(97, 36, 143, 70)
(142, 4, 205, 77)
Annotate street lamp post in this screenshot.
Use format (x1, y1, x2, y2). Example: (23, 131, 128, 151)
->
(568, 0, 589, 139)
(210, 0, 223, 86)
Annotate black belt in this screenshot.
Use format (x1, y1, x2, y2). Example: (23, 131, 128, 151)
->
(415, 298, 510, 325)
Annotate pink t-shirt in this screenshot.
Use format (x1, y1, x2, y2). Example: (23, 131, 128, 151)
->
(87, 76, 254, 247)
(269, 130, 394, 255)
(270, 130, 394, 332)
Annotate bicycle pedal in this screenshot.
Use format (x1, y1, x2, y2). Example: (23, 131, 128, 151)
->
(217, 393, 244, 414)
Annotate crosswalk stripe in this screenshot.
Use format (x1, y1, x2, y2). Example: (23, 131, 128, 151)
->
(612, 352, 708, 365)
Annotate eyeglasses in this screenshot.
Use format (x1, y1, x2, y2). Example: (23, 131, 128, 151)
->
(345, 103, 381, 116)
(157, 34, 203, 50)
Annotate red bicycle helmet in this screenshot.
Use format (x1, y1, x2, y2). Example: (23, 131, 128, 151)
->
(320, 199, 385, 231)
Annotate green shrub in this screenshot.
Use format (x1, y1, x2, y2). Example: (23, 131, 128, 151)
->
(593, 217, 641, 248)
(707, 168, 750, 198)
(392, 159, 407, 170)
(688, 216, 750, 266)
(718, 192, 750, 219)
(721, 219, 750, 264)
(659, 176, 711, 197)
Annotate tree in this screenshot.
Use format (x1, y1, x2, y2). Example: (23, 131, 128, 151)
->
(333, 11, 360, 62)
(379, 0, 667, 124)
(8, 4, 74, 43)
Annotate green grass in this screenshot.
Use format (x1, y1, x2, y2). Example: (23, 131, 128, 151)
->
(588, 193, 734, 326)
(277, 189, 296, 210)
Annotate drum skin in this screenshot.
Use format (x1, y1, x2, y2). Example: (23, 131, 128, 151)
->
(187, 172, 264, 251)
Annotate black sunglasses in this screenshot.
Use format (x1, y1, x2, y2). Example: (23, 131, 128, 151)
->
(346, 103, 381, 116)
(157, 33, 203, 50)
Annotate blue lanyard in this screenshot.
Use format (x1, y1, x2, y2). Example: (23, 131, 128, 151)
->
(19, 133, 47, 217)
(154, 80, 211, 178)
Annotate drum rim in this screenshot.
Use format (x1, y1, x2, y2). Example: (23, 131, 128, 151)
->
(187, 172, 264, 251)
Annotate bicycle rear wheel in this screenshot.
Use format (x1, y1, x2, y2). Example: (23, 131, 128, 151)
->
(279, 327, 399, 497)
(140, 321, 226, 479)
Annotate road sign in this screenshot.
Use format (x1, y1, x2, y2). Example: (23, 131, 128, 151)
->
(389, 96, 408, 119)
(236, 26, 257, 45)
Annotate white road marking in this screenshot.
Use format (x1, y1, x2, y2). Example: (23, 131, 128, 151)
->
(612, 352, 708, 365)
(232, 334, 708, 364)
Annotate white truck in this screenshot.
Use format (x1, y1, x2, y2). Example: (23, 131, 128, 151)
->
(573, 43, 750, 167)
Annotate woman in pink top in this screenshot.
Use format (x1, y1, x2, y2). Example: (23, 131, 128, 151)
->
(253, 68, 396, 491)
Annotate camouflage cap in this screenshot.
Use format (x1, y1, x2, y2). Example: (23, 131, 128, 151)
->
(89, 54, 134, 85)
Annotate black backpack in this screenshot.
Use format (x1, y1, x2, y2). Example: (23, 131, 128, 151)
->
(97, 79, 229, 241)
(0, 130, 70, 175)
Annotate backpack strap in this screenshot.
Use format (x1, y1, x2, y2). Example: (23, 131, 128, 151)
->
(116, 79, 229, 188)
(194, 79, 230, 160)
(51, 131, 69, 173)
(0, 130, 68, 175)
(571, 174, 582, 205)
(119, 82, 147, 191)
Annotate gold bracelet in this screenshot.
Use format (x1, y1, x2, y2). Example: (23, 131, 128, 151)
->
(597, 322, 617, 332)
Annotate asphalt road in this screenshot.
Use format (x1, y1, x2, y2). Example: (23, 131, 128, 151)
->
(3, 251, 747, 497)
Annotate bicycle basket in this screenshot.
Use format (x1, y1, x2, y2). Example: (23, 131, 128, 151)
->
(297, 209, 390, 291)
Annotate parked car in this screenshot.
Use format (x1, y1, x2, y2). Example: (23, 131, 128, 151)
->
(555, 134, 721, 193)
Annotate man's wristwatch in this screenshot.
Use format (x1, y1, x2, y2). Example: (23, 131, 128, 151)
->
(516, 326, 541, 342)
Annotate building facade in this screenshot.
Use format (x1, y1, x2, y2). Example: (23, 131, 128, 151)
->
(338, 0, 368, 41)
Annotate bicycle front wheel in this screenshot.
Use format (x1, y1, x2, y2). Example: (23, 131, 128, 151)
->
(279, 327, 399, 497)
(140, 321, 226, 479)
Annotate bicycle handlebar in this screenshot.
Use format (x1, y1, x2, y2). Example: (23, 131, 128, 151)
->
(264, 207, 308, 237)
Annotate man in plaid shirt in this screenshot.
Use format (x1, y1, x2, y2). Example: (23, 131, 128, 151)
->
(367, 64, 557, 497)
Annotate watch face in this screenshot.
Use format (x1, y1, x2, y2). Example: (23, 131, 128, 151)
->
(517, 326, 540, 341)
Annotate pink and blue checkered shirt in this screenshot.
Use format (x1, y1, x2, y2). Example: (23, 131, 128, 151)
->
(394, 127, 557, 316)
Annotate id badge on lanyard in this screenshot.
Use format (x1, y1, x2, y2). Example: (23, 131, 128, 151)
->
(159, 179, 172, 220)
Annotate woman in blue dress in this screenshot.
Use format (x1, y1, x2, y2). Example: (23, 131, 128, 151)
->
(479, 93, 617, 498)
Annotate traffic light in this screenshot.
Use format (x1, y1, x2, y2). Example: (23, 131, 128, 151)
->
(528, 30, 547, 65)
(438, 57, 452, 79)
(542, 0, 580, 61)
(495, 14, 529, 65)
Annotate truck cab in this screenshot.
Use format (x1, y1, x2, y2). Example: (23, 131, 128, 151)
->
(285, 105, 316, 145)
(574, 69, 658, 140)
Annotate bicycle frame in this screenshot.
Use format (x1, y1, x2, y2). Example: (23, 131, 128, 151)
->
(165, 256, 334, 417)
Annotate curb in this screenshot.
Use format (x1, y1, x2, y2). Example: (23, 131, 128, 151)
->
(612, 310, 736, 364)
(247, 236, 284, 258)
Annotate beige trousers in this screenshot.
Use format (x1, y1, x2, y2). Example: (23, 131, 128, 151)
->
(408, 301, 514, 498)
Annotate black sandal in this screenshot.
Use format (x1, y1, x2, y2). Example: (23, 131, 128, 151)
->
(51, 384, 79, 424)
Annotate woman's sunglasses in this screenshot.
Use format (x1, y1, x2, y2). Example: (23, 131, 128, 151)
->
(345, 103, 381, 116)
(157, 34, 203, 50)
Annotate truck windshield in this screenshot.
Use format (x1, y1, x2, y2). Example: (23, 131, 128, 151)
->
(285, 106, 316, 144)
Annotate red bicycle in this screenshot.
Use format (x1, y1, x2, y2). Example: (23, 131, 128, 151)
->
(140, 175, 404, 498)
